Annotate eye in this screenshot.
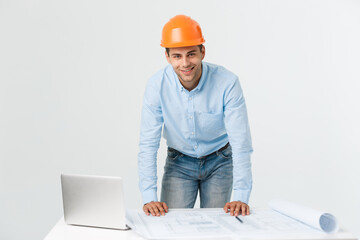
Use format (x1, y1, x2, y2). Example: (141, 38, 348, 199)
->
(173, 55, 181, 59)
(188, 53, 195, 57)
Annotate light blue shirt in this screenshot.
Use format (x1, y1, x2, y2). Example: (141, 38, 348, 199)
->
(138, 62, 253, 205)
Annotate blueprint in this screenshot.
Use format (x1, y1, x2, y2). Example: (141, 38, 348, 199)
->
(126, 209, 233, 239)
(126, 206, 339, 239)
(268, 199, 339, 233)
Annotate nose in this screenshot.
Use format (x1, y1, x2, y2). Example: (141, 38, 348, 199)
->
(182, 57, 191, 68)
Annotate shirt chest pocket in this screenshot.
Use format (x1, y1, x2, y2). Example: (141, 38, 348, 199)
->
(196, 112, 226, 140)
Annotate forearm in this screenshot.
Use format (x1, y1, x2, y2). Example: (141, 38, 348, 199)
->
(232, 151, 253, 204)
(138, 140, 161, 204)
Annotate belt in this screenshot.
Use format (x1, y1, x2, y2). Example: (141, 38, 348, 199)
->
(199, 142, 230, 159)
(168, 142, 230, 159)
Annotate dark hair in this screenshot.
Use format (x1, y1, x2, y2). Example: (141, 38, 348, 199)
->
(166, 44, 203, 56)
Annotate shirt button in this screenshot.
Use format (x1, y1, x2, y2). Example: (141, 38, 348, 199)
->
(194, 145, 198, 149)
(189, 97, 192, 100)
(190, 116, 193, 119)
(191, 132, 194, 135)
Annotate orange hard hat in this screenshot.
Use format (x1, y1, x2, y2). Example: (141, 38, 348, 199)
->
(160, 15, 205, 48)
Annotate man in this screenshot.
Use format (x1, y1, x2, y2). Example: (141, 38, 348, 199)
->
(138, 15, 253, 217)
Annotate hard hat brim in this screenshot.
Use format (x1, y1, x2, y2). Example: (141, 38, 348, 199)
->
(160, 39, 205, 48)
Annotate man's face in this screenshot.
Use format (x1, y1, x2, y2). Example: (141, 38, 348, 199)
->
(166, 45, 205, 90)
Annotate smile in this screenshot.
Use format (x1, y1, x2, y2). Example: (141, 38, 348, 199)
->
(181, 67, 195, 74)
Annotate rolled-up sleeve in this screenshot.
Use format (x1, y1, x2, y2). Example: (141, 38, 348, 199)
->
(223, 77, 253, 204)
(138, 78, 163, 204)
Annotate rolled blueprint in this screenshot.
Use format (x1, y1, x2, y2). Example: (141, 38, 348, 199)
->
(268, 199, 339, 233)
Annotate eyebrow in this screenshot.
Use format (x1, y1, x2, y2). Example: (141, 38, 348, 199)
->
(171, 50, 197, 56)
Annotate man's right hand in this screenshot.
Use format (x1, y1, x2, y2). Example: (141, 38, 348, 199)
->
(143, 201, 168, 216)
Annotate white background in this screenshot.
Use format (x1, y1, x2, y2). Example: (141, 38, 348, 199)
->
(1, 0, 359, 239)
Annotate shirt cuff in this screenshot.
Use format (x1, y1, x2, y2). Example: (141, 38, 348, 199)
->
(142, 189, 158, 205)
(233, 189, 251, 204)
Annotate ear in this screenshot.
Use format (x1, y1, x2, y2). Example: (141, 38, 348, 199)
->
(165, 50, 171, 64)
(201, 45, 206, 60)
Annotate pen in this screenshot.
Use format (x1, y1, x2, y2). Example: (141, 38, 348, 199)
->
(235, 216, 243, 223)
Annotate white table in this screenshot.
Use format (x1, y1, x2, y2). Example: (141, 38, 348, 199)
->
(45, 217, 357, 240)
(44, 217, 144, 240)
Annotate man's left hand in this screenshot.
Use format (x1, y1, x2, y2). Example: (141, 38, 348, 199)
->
(223, 201, 250, 216)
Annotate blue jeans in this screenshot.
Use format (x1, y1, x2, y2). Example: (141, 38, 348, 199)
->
(160, 144, 233, 208)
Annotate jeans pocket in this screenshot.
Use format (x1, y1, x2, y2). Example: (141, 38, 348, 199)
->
(167, 149, 182, 160)
(219, 147, 232, 159)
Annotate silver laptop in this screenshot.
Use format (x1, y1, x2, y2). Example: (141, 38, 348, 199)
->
(61, 174, 129, 230)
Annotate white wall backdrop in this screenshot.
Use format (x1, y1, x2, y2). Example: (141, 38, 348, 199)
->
(0, 0, 359, 239)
